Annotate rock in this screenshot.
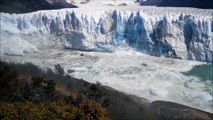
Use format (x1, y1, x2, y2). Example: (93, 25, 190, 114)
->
(151, 101, 213, 120)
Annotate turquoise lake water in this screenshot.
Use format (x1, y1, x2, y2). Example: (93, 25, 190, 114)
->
(183, 64, 213, 81)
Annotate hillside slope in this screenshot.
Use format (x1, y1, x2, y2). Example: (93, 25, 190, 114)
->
(0, 0, 77, 13)
(140, 0, 213, 9)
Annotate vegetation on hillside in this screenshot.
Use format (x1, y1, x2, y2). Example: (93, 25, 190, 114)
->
(0, 62, 110, 120)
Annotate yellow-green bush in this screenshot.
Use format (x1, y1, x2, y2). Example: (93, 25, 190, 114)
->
(0, 102, 110, 120)
(47, 103, 78, 120)
(78, 101, 110, 120)
(0, 103, 18, 120)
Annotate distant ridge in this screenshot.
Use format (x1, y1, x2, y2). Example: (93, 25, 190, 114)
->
(139, 0, 163, 6)
(0, 0, 78, 13)
(140, 0, 213, 9)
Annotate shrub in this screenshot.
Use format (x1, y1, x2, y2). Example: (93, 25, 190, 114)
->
(0, 103, 18, 120)
(0, 102, 110, 120)
(78, 101, 110, 120)
(0, 66, 18, 101)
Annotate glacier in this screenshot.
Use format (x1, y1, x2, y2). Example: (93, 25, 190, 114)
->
(0, 8, 213, 62)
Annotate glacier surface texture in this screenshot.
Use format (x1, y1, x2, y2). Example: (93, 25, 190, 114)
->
(1, 9, 213, 62)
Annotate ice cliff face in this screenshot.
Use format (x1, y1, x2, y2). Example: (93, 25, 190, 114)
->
(1, 9, 213, 62)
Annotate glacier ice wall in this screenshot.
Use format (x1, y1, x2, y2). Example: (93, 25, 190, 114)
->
(0, 9, 213, 62)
